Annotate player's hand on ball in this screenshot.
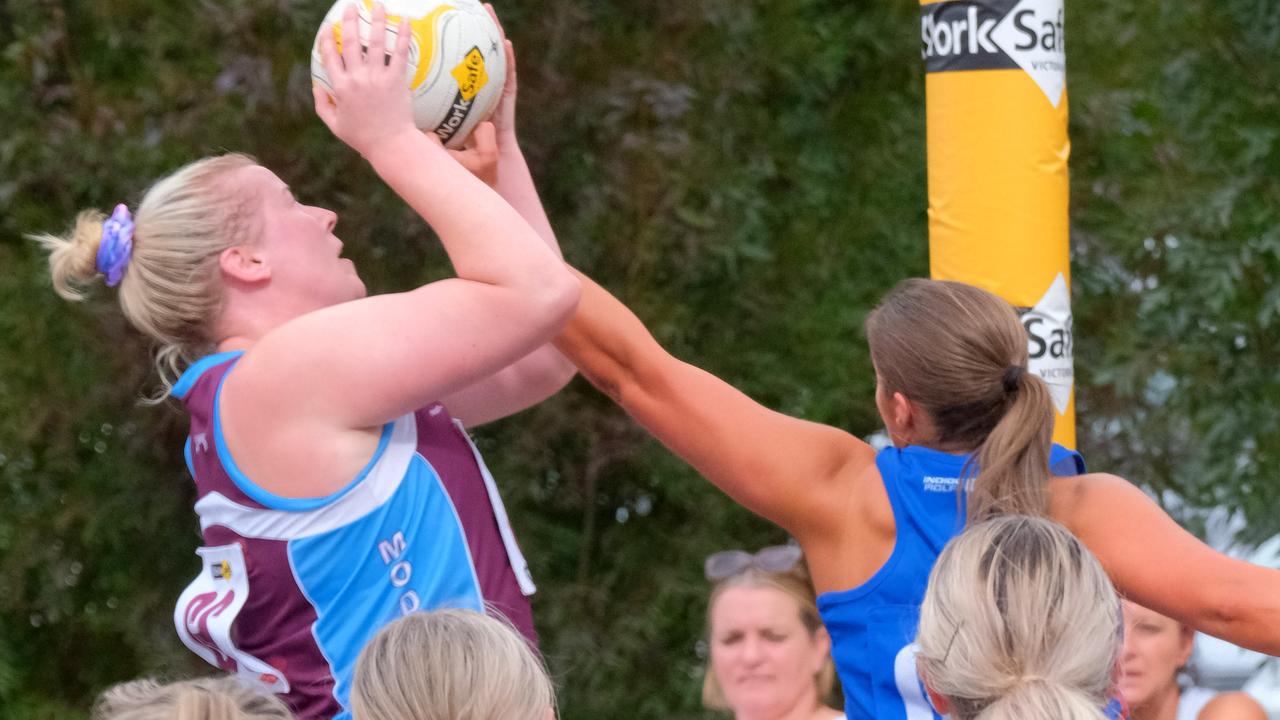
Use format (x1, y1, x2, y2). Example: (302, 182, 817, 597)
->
(483, 4, 518, 141)
(313, 3, 416, 158)
(446, 122, 499, 187)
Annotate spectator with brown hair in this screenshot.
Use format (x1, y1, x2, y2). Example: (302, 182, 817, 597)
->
(1119, 601, 1266, 720)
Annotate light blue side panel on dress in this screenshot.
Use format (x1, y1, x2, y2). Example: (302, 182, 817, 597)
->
(287, 456, 483, 718)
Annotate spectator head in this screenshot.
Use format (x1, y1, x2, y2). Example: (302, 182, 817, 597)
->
(702, 545, 838, 718)
(916, 516, 1121, 720)
(1117, 600, 1195, 711)
(352, 609, 555, 720)
(92, 675, 293, 720)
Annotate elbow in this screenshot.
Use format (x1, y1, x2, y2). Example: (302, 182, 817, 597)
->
(533, 266, 581, 331)
(547, 351, 579, 392)
(580, 365, 627, 405)
(580, 355, 666, 416)
(530, 349, 578, 399)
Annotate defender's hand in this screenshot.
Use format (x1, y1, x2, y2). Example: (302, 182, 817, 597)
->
(446, 122, 500, 187)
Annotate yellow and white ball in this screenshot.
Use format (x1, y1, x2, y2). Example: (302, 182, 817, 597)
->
(311, 0, 506, 148)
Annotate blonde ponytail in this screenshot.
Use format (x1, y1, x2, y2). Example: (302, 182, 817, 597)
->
(30, 153, 258, 392)
(916, 516, 1120, 720)
(974, 680, 1107, 720)
(36, 209, 108, 301)
(865, 278, 1056, 523)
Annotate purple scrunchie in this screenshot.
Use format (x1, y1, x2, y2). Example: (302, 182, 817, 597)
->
(96, 204, 134, 287)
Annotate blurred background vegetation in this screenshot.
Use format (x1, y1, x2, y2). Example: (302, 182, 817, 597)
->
(1, 0, 1278, 717)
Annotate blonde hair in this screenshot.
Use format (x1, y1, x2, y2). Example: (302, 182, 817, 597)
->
(31, 154, 258, 391)
(92, 676, 293, 720)
(701, 564, 837, 710)
(352, 609, 555, 720)
(866, 278, 1056, 523)
(916, 516, 1121, 720)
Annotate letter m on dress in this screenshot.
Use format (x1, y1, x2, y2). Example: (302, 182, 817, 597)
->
(378, 532, 408, 565)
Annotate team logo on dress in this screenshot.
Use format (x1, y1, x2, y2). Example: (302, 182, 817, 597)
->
(175, 544, 290, 694)
(209, 559, 233, 581)
(921, 0, 1066, 106)
(182, 591, 238, 671)
(923, 475, 974, 493)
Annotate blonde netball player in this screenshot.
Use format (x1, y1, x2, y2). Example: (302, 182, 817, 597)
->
(35, 5, 577, 718)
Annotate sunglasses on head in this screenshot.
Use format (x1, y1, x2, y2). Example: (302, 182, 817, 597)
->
(704, 544, 804, 581)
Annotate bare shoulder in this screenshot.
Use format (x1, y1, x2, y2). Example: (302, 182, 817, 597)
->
(1046, 471, 1133, 532)
(217, 336, 384, 499)
(1199, 691, 1267, 720)
(804, 449, 895, 594)
(843, 450, 895, 545)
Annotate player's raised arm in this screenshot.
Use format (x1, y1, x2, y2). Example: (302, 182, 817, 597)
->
(229, 4, 579, 436)
(437, 28, 580, 428)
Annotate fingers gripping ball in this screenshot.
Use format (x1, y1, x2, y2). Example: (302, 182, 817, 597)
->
(311, 0, 506, 149)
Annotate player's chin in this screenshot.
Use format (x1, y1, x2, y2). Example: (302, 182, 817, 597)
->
(342, 261, 366, 291)
(340, 271, 367, 301)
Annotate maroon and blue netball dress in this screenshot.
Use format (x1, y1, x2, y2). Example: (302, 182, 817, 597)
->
(170, 351, 537, 720)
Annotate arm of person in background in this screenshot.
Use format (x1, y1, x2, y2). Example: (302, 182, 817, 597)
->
(231, 6, 578, 446)
(1200, 692, 1268, 720)
(554, 271, 889, 588)
(438, 21, 579, 428)
(1051, 473, 1280, 655)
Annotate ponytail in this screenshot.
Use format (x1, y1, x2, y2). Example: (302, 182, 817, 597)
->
(30, 153, 258, 395)
(866, 278, 1057, 523)
(36, 209, 107, 301)
(973, 680, 1107, 720)
(968, 365, 1055, 522)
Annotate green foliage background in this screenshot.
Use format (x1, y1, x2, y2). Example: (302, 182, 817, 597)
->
(0, 0, 1277, 717)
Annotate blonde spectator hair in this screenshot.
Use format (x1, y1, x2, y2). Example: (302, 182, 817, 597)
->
(916, 516, 1121, 720)
(31, 154, 258, 392)
(352, 609, 555, 720)
(701, 565, 837, 710)
(92, 676, 293, 720)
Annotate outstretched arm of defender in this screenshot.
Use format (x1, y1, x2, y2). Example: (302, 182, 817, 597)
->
(1052, 473, 1280, 655)
(554, 270, 877, 544)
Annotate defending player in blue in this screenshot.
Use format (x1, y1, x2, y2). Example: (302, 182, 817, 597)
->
(552, 273, 1280, 720)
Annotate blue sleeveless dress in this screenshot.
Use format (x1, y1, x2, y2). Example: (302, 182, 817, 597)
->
(816, 444, 1097, 720)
